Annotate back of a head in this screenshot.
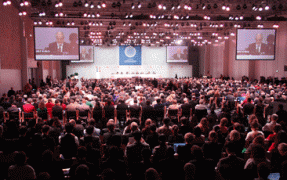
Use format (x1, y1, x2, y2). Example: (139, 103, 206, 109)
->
(86, 125, 94, 135)
(251, 145, 266, 159)
(278, 143, 287, 156)
(250, 121, 259, 130)
(166, 147, 175, 158)
(133, 130, 142, 141)
(146, 100, 151, 106)
(208, 130, 218, 142)
(230, 130, 240, 141)
(101, 168, 115, 180)
(88, 118, 96, 126)
(65, 122, 74, 133)
(42, 125, 50, 134)
(274, 124, 282, 133)
(185, 133, 195, 144)
(156, 98, 161, 104)
(38, 172, 51, 180)
(77, 146, 87, 159)
(277, 130, 287, 144)
(193, 126, 202, 137)
(184, 163, 196, 180)
(42, 149, 53, 162)
(75, 164, 89, 180)
(150, 124, 157, 132)
(191, 145, 204, 159)
(180, 117, 188, 125)
(14, 151, 27, 165)
(27, 98, 32, 104)
(107, 121, 115, 132)
(225, 141, 236, 154)
(145, 168, 159, 180)
(199, 99, 204, 104)
(163, 117, 170, 125)
(131, 122, 138, 132)
(271, 114, 278, 122)
(220, 118, 228, 126)
(158, 134, 166, 144)
(252, 135, 264, 146)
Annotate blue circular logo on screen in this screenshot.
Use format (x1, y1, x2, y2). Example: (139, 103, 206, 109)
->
(125, 46, 136, 58)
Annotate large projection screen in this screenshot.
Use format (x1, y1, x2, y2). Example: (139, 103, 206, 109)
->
(167, 46, 188, 63)
(34, 27, 80, 60)
(71, 45, 94, 63)
(236, 29, 276, 60)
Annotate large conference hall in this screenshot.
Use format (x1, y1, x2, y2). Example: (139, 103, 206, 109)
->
(1, 0, 287, 180)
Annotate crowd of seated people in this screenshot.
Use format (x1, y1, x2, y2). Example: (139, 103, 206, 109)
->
(0, 76, 287, 180)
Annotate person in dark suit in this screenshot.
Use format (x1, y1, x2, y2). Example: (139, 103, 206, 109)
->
(188, 145, 215, 180)
(48, 32, 70, 55)
(103, 121, 122, 147)
(181, 98, 192, 118)
(80, 125, 101, 150)
(153, 98, 165, 124)
(125, 131, 150, 167)
(116, 98, 129, 126)
(243, 98, 255, 117)
(141, 100, 154, 127)
(104, 100, 115, 122)
(52, 100, 63, 120)
(129, 99, 141, 119)
(7, 87, 15, 97)
(80, 48, 91, 60)
(172, 48, 185, 60)
(177, 132, 195, 164)
(101, 146, 127, 180)
(216, 141, 245, 180)
(246, 34, 268, 55)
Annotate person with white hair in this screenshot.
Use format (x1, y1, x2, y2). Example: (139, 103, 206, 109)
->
(262, 114, 280, 133)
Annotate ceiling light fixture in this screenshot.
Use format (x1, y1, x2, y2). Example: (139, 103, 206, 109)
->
(84, 0, 89, 7)
(90, 2, 94, 8)
(78, 0, 82, 7)
(243, 4, 247, 9)
(58, 0, 62, 7)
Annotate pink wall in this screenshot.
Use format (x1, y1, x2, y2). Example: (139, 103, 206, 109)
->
(207, 22, 287, 80)
(0, 4, 22, 69)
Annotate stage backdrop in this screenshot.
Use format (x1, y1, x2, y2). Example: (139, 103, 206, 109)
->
(66, 46, 193, 79)
(119, 45, 142, 65)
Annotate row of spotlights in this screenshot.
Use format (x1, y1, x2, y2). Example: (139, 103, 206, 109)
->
(3, 0, 11, 6)
(83, 12, 100, 18)
(19, 11, 27, 16)
(131, 2, 141, 9)
(55, 1, 63, 7)
(20, 0, 29, 6)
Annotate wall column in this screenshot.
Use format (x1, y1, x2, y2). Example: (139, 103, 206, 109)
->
(20, 20, 28, 88)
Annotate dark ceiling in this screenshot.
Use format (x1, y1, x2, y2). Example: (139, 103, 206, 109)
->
(6, 0, 287, 46)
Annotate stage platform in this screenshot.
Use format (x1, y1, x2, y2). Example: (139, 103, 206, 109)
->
(109, 73, 160, 79)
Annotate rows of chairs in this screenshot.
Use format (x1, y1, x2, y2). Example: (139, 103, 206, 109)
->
(1, 106, 193, 128)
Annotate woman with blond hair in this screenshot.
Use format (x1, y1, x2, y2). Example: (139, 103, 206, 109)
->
(195, 118, 209, 137)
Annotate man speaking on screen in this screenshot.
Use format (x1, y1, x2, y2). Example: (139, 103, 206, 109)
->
(48, 32, 70, 55)
(172, 48, 185, 60)
(246, 34, 268, 55)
